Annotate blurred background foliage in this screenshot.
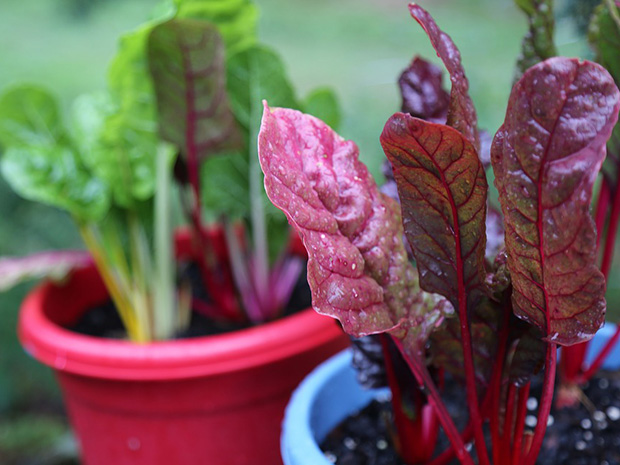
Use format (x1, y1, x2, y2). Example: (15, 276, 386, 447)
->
(0, 0, 611, 462)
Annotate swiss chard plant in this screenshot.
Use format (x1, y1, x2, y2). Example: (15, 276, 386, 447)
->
(0, 0, 340, 341)
(508, 0, 620, 404)
(258, 3, 620, 464)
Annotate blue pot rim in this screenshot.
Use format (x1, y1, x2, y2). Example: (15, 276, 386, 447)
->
(281, 323, 620, 464)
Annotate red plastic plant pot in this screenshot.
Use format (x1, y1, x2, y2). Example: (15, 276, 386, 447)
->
(17, 234, 348, 465)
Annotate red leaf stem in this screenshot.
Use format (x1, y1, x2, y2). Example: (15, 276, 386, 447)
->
(523, 343, 557, 465)
(380, 335, 437, 464)
(511, 383, 531, 465)
(601, 179, 620, 279)
(392, 336, 474, 465)
(501, 384, 517, 465)
(595, 177, 611, 251)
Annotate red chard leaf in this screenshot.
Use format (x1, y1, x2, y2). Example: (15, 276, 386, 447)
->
(258, 104, 419, 337)
(381, 113, 488, 311)
(409, 4, 479, 149)
(399, 57, 449, 124)
(491, 57, 620, 345)
(148, 18, 242, 160)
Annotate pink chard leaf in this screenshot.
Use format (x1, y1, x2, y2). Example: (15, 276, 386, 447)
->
(0, 251, 91, 291)
(492, 57, 620, 345)
(148, 18, 242, 160)
(381, 113, 488, 311)
(409, 4, 479, 150)
(258, 104, 419, 337)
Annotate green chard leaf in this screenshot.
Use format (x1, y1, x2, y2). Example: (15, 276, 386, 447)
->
(0, 85, 69, 149)
(515, 0, 557, 77)
(302, 87, 341, 130)
(148, 18, 242, 160)
(175, 0, 258, 53)
(0, 86, 110, 222)
(589, 2, 620, 187)
(226, 44, 300, 129)
(72, 93, 160, 207)
(491, 57, 620, 345)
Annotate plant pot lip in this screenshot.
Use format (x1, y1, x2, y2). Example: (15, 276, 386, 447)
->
(282, 349, 352, 465)
(18, 276, 341, 381)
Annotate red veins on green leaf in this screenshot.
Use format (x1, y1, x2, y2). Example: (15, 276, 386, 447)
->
(409, 4, 479, 150)
(257, 104, 418, 337)
(148, 18, 242, 161)
(491, 57, 620, 346)
(380, 113, 488, 311)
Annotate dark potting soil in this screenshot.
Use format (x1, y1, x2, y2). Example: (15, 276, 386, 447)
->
(321, 371, 620, 465)
(68, 262, 312, 339)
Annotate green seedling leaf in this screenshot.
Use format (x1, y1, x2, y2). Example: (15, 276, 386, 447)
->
(492, 57, 620, 345)
(148, 18, 242, 160)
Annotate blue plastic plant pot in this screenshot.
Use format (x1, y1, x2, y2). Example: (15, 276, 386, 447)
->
(281, 325, 620, 465)
(584, 322, 620, 369)
(281, 349, 388, 465)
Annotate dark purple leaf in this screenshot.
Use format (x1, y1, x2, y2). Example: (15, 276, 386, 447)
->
(148, 18, 242, 160)
(399, 57, 449, 124)
(409, 4, 479, 149)
(351, 335, 388, 389)
(381, 113, 488, 312)
(258, 104, 419, 337)
(508, 323, 546, 387)
(491, 57, 620, 345)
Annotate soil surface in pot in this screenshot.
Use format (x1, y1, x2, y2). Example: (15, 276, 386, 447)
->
(321, 371, 620, 465)
(69, 263, 312, 339)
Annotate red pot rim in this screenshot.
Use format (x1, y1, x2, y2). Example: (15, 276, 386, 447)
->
(18, 270, 341, 382)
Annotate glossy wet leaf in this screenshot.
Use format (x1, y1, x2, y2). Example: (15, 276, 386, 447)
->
(381, 113, 488, 311)
(148, 18, 242, 160)
(491, 57, 620, 345)
(409, 4, 479, 149)
(258, 105, 418, 337)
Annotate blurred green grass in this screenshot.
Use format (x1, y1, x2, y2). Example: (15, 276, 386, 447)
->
(0, 1, 615, 459)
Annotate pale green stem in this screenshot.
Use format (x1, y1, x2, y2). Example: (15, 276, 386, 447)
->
(248, 52, 269, 307)
(153, 145, 177, 339)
